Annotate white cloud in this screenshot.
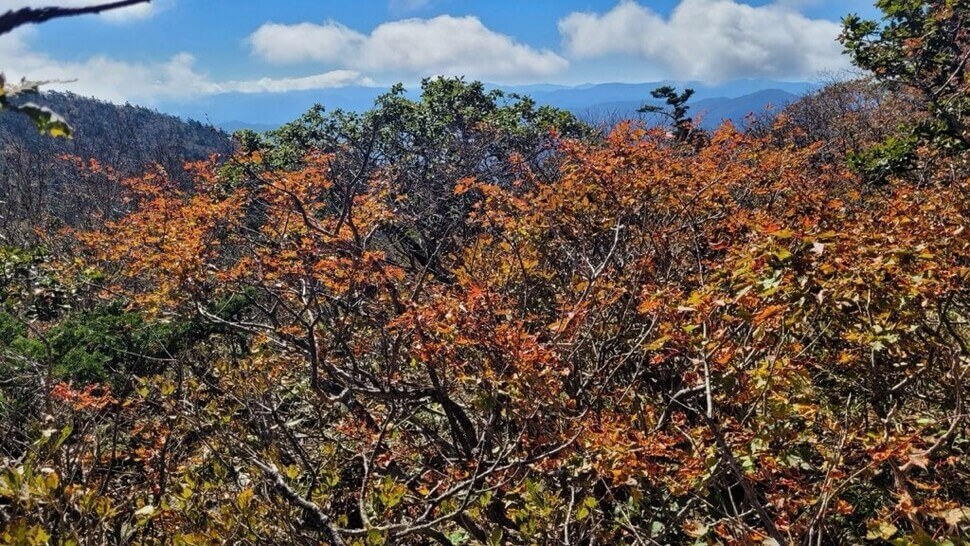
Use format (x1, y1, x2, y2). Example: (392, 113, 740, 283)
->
(0, 28, 372, 104)
(211, 71, 374, 94)
(558, 0, 849, 82)
(249, 15, 568, 81)
(249, 21, 364, 65)
(1, 0, 167, 22)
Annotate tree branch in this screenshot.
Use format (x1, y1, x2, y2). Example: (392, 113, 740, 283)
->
(0, 0, 150, 36)
(249, 457, 346, 545)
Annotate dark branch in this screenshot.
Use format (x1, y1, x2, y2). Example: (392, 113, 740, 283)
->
(0, 0, 150, 36)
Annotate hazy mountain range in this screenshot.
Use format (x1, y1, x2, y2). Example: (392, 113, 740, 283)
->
(157, 79, 818, 133)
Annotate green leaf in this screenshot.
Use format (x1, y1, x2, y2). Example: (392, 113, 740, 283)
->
(133, 504, 156, 518)
(14, 102, 73, 138)
(866, 520, 898, 540)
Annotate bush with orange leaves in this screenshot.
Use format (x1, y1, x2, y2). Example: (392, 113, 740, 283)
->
(3, 118, 968, 544)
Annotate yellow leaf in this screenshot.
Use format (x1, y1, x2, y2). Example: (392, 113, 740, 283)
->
(942, 507, 970, 526)
(237, 488, 255, 510)
(644, 335, 671, 351)
(865, 520, 898, 540)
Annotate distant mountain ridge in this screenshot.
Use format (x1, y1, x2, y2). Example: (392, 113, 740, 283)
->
(152, 79, 817, 133)
(573, 88, 801, 128)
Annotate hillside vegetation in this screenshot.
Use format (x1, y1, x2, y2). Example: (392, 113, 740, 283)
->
(1, 1, 968, 544)
(0, 92, 230, 244)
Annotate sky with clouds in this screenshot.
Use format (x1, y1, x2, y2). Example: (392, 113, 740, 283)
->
(0, 0, 880, 105)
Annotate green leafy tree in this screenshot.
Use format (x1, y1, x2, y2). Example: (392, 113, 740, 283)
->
(246, 77, 591, 281)
(841, 0, 970, 179)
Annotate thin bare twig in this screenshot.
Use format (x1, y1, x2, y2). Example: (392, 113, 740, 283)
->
(0, 0, 150, 36)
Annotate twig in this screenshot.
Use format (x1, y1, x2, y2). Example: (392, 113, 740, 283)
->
(0, 0, 150, 36)
(249, 456, 347, 545)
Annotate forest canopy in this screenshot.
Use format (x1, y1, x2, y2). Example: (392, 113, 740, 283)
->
(1, 1, 969, 545)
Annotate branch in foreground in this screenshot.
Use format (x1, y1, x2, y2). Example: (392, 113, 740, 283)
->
(0, 0, 150, 36)
(249, 457, 347, 546)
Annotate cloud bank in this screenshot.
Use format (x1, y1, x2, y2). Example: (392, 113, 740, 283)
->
(0, 29, 371, 104)
(559, 0, 849, 81)
(249, 15, 568, 81)
(0, 0, 854, 104)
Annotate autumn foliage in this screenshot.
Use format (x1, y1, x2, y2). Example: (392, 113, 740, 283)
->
(1, 106, 966, 544)
(2, 2, 970, 541)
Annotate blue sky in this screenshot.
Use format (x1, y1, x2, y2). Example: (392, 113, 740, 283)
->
(1, 0, 881, 104)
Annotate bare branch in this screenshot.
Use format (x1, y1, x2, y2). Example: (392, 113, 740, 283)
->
(0, 0, 150, 36)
